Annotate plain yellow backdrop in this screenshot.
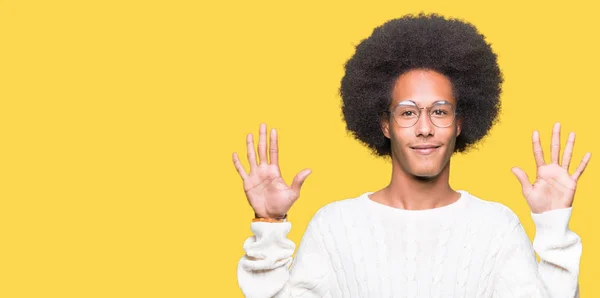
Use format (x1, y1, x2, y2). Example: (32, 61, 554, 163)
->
(1, 0, 598, 297)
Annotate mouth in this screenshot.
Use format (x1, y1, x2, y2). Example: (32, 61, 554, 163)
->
(410, 145, 442, 155)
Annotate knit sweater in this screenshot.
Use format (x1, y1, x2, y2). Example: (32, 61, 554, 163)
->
(237, 190, 581, 298)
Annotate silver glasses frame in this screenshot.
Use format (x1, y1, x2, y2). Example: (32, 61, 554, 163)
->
(388, 100, 458, 128)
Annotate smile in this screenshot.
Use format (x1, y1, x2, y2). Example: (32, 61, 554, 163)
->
(410, 146, 441, 155)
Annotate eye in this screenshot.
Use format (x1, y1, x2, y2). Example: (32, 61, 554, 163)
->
(401, 111, 415, 116)
(432, 109, 447, 115)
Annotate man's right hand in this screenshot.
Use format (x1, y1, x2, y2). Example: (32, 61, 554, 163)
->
(232, 123, 312, 220)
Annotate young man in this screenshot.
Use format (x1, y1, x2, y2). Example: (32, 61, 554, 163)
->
(233, 13, 591, 297)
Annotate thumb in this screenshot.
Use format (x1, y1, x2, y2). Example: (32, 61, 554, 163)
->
(511, 167, 532, 195)
(291, 168, 312, 194)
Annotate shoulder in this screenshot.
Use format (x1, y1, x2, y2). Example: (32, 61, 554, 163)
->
(321, 192, 367, 212)
(308, 192, 369, 225)
(462, 191, 522, 229)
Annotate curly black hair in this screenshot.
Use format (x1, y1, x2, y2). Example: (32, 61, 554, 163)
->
(340, 12, 503, 157)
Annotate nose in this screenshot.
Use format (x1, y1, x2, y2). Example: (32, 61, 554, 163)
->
(415, 108, 434, 137)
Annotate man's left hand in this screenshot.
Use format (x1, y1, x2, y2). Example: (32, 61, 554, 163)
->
(511, 122, 592, 214)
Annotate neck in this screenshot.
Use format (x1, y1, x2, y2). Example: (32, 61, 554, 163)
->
(374, 157, 458, 210)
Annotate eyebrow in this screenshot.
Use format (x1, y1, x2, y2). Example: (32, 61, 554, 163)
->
(396, 99, 452, 107)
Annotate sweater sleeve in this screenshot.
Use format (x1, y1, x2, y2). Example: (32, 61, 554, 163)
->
(237, 210, 333, 298)
(491, 208, 581, 298)
(531, 207, 581, 298)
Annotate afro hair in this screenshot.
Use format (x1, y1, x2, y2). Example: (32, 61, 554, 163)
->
(340, 12, 503, 157)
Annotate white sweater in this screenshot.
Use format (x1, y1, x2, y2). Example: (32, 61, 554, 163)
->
(237, 190, 581, 298)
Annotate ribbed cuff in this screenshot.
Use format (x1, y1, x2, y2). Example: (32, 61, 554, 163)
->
(531, 207, 573, 240)
(250, 221, 293, 244)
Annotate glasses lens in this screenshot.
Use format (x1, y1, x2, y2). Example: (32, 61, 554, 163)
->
(393, 105, 420, 127)
(429, 103, 455, 127)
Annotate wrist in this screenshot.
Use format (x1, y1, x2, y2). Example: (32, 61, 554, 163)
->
(253, 213, 288, 222)
(254, 212, 287, 220)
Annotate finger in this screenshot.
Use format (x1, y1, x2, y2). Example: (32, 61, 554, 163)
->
(258, 123, 268, 164)
(561, 132, 575, 170)
(269, 128, 279, 165)
(551, 122, 561, 164)
(532, 130, 546, 167)
(511, 167, 533, 197)
(232, 152, 248, 180)
(291, 169, 312, 195)
(246, 133, 257, 170)
(571, 152, 592, 181)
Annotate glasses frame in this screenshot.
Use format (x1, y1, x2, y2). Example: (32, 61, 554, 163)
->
(387, 100, 458, 128)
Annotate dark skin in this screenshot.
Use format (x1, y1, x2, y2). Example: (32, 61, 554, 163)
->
(370, 69, 461, 210)
(232, 68, 591, 218)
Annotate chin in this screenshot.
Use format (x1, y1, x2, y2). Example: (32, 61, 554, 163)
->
(416, 173, 440, 180)
(394, 150, 449, 179)
(413, 162, 440, 174)
(410, 168, 441, 179)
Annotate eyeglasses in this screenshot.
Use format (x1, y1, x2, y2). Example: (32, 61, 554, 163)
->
(387, 100, 457, 128)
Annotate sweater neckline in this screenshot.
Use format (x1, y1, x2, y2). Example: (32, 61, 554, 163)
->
(361, 190, 470, 217)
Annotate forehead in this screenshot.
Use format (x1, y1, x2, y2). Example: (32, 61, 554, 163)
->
(390, 69, 455, 106)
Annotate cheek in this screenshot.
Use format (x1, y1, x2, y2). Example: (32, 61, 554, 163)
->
(390, 127, 412, 143)
(390, 136, 410, 155)
(390, 130, 415, 159)
(444, 130, 459, 152)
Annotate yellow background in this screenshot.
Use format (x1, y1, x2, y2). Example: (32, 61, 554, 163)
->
(1, 0, 598, 297)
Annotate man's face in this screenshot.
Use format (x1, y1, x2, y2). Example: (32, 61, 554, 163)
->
(382, 69, 461, 179)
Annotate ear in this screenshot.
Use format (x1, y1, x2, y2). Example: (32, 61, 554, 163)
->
(381, 113, 391, 139)
(456, 118, 462, 137)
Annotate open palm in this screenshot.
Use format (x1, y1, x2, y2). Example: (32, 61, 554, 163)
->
(512, 123, 592, 214)
(232, 123, 311, 219)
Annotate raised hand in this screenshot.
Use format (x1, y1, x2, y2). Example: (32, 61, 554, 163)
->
(232, 123, 312, 219)
(511, 123, 592, 214)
